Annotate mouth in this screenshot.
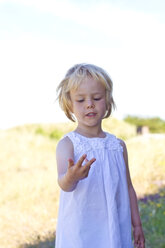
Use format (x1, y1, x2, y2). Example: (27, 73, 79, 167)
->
(86, 112, 97, 117)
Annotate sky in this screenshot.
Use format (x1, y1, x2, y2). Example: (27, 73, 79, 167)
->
(0, 0, 165, 129)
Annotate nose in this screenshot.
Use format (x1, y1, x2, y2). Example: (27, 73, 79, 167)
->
(87, 99, 95, 109)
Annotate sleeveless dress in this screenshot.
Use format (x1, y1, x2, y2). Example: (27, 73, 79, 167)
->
(55, 131, 133, 248)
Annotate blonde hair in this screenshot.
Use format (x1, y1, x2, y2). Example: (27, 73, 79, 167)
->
(56, 63, 116, 122)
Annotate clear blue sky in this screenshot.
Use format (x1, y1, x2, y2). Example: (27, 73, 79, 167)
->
(0, 0, 165, 128)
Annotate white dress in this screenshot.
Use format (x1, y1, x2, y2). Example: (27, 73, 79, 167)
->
(55, 131, 133, 248)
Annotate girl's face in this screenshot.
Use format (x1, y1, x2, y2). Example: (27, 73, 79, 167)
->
(70, 77, 107, 130)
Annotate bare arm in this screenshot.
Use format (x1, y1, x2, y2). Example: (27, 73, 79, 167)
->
(119, 139, 145, 248)
(56, 136, 96, 192)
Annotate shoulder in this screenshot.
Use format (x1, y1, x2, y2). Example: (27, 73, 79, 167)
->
(117, 138, 127, 149)
(117, 138, 128, 156)
(117, 138, 128, 162)
(56, 135, 74, 154)
(56, 135, 74, 176)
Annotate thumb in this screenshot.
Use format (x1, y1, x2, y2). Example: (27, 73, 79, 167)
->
(68, 158, 74, 168)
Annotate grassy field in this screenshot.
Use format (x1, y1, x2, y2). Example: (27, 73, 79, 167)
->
(0, 118, 165, 248)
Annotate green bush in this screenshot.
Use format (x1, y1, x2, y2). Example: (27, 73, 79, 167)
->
(124, 116, 165, 133)
(36, 127, 63, 140)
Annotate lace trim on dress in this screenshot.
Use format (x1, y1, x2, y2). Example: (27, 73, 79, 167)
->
(65, 131, 123, 155)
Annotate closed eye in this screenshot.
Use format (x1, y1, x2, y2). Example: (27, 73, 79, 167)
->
(94, 98, 101, 101)
(77, 99, 84, 102)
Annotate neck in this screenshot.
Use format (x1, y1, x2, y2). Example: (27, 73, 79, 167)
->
(75, 125, 105, 138)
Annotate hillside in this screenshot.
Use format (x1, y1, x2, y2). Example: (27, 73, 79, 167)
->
(0, 120, 165, 248)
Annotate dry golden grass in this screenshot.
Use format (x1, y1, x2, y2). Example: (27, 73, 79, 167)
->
(127, 134, 165, 197)
(0, 121, 165, 248)
(0, 128, 59, 248)
(102, 117, 136, 139)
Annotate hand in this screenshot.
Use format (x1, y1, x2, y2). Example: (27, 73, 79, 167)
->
(66, 154, 96, 184)
(133, 225, 145, 248)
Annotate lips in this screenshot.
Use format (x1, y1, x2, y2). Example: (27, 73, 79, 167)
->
(86, 112, 97, 117)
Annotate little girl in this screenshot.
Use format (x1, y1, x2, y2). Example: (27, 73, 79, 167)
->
(55, 63, 145, 248)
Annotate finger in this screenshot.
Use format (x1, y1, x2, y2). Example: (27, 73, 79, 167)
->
(76, 154, 87, 167)
(140, 239, 145, 248)
(85, 158, 96, 168)
(134, 238, 139, 248)
(134, 242, 140, 248)
(134, 238, 139, 246)
(68, 158, 74, 168)
(136, 240, 141, 248)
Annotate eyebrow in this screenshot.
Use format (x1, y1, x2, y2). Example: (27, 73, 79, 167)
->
(74, 92, 102, 96)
